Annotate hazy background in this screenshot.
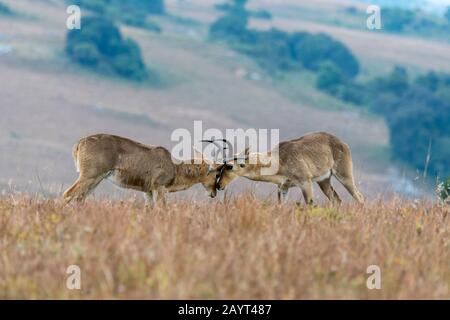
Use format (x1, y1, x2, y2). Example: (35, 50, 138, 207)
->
(0, 0, 449, 201)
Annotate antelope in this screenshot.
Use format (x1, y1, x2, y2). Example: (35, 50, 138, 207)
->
(63, 134, 226, 205)
(212, 132, 364, 205)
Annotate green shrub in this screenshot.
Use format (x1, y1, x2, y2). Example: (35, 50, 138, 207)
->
(70, 42, 101, 66)
(414, 71, 439, 92)
(446, 7, 450, 24)
(237, 29, 298, 71)
(314, 62, 450, 177)
(437, 178, 450, 204)
(66, 17, 148, 81)
(373, 83, 450, 177)
(338, 82, 366, 105)
(251, 9, 272, 20)
(210, 4, 249, 40)
(316, 61, 343, 95)
(210, 2, 359, 77)
(0, 1, 13, 15)
(367, 66, 410, 102)
(69, 0, 163, 30)
(72, 0, 165, 14)
(382, 8, 415, 32)
(290, 33, 359, 78)
(146, 0, 165, 15)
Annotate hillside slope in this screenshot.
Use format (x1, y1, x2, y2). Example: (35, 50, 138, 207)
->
(1, 0, 447, 199)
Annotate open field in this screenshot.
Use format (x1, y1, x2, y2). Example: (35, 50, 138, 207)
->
(1, 0, 444, 198)
(0, 196, 449, 299)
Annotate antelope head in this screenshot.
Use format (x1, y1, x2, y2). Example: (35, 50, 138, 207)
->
(215, 147, 249, 190)
(200, 139, 234, 193)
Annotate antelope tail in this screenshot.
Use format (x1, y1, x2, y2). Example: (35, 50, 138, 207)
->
(72, 140, 81, 172)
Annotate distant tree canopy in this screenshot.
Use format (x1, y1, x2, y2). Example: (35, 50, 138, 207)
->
(382, 8, 415, 32)
(210, 0, 450, 177)
(381, 87, 450, 178)
(0, 1, 13, 15)
(359, 67, 450, 177)
(290, 32, 359, 77)
(210, 0, 249, 40)
(315, 61, 344, 95)
(71, 0, 165, 14)
(315, 59, 450, 178)
(250, 9, 272, 20)
(210, 0, 359, 77)
(66, 17, 148, 81)
(69, 0, 164, 31)
(381, 7, 449, 39)
(445, 7, 450, 23)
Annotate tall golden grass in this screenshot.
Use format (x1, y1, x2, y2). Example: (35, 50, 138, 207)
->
(0, 195, 448, 299)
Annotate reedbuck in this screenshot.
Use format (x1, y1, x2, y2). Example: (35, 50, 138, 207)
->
(63, 134, 226, 205)
(213, 132, 364, 205)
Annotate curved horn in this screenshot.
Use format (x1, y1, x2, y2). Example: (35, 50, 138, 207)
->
(202, 139, 235, 164)
(201, 140, 223, 163)
(213, 139, 233, 161)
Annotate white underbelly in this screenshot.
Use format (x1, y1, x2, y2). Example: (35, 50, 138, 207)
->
(106, 171, 124, 187)
(106, 170, 141, 190)
(313, 170, 332, 182)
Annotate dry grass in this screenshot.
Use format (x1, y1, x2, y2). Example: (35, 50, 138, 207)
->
(0, 195, 449, 299)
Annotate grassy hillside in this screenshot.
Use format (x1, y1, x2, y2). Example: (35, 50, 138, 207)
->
(0, 0, 449, 198)
(0, 196, 449, 299)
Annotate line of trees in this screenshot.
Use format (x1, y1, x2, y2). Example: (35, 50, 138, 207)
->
(370, 69, 450, 178)
(316, 58, 450, 178)
(65, 0, 168, 81)
(381, 7, 450, 36)
(210, 0, 450, 179)
(210, 0, 359, 78)
(69, 0, 164, 31)
(66, 16, 148, 81)
(0, 1, 13, 15)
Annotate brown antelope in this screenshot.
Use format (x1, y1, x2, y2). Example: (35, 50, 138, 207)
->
(213, 132, 364, 205)
(63, 134, 226, 205)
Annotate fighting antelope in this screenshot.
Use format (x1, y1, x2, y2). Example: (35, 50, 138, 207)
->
(63, 134, 226, 205)
(212, 132, 364, 205)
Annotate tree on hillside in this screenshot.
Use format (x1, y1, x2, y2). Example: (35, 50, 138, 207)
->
(0, 1, 13, 15)
(445, 7, 450, 24)
(290, 33, 359, 78)
(414, 71, 439, 92)
(386, 86, 450, 177)
(147, 0, 165, 15)
(69, 0, 163, 30)
(316, 61, 344, 95)
(239, 29, 297, 71)
(117, 0, 166, 15)
(382, 8, 415, 32)
(72, 0, 165, 14)
(210, 0, 249, 40)
(66, 17, 148, 81)
(368, 66, 409, 104)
